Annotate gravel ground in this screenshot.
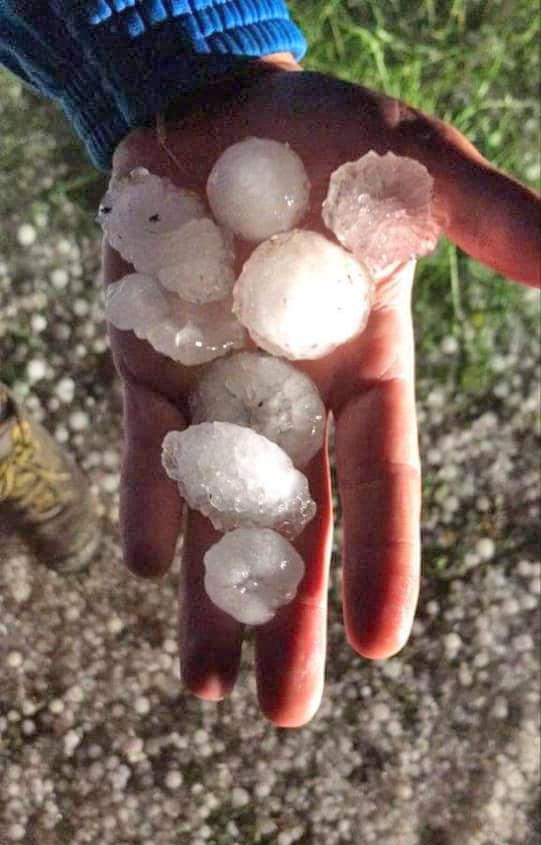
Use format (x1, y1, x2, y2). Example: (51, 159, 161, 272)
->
(1, 74, 540, 845)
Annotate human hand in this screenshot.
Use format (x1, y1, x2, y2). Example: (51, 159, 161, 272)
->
(102, 59, 540, 727)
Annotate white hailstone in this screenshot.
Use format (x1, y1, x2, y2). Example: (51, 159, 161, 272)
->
(50, 268, 69, 289)
(161, 423, 316, 539)
(165, 770, 183, 790)
(475, 537, 495, 561)
(8, 823, 26, 842)
(106, 274, 245, 366)
(68, 410, 89, 431)
(31, 314, 47, 332)
(444, 632, 462, 658)
(441, 335, 459, 355)
(63, 729, 81, 756)
(7, 651, 23, 668)
(98, 168, 205, 272)
(157, 218, 235, 304)
(17, 223, 37, 246)
(207, 137, 310, 241)
(105, 274, 169, 334)
(26, 359, 46, 382)
(204, 528, 305, 625)
(48, 698, 64, 714)
(233, 230, 373, 359)
(322, 150, 441, 278)
(56, 377, 75, 403)
(230, 786, 251, 808)
(190, 351, 325, 467)
(134, 696, 151, 715)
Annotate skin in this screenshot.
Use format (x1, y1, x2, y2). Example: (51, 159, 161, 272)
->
(103, 54, 540, 728)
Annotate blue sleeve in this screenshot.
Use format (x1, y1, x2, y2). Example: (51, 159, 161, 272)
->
(0, 1, 306, 170)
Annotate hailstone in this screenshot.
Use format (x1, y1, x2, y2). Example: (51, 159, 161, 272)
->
(105, 274, 245, 366)
(206, 137, 310, 242)
(98, 168, 205, 273)
(233, 230, 374, 359)
(204, 528, 305, 625)
(161, 422, 316, 539)
(322, 150, 441, 277)
(157, 218, 235, 304)
(190, 351, 325, 467)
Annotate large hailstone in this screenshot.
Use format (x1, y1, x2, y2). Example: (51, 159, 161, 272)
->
(105, 274, 245, 366)
(157, 218, 235, 304)
(233, 230, 374, 359)
(190, 351, 325, 467)
(206, 137, 310, 242)
(204, 528, 305, 625)
(161, 423, 316, 539)
(98, 168, 205, 273)
(322, 151, 441, 278)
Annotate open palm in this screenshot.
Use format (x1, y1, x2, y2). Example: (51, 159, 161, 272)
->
(102, 64, 540, 727)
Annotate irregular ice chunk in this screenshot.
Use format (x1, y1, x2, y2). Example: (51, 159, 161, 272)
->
(105, 273, 245, 366)
(105, 273, 170, 333)
(190, 351, 325, 467)
(161, 422, 316, 538)
(233, 230, 373, 359)
(204, 528, 305, 624)
(207, 137, 310, 242)
(157, 218, 235, 304)
(322, 151, 441, 277)
(98, 168, 205, 273)
(146, 296, 245, 366)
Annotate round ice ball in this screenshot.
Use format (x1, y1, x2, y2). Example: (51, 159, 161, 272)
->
(233, 230, 374, 359)
(157, 218, 235, 304)
(190, 351, 325, 467)
(204, 527, 305, 625)
(206, 137, 310, 242)
(105, 273, 170, 333)
(98, 168, 205, 272)
(161, 422, 316, 539)
(322, 151, 441, 278)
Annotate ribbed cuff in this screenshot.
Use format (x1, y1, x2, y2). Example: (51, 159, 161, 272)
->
(60, 1, 307, 170)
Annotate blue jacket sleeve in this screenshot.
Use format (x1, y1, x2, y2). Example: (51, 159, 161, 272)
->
(0, 1, 306, 170)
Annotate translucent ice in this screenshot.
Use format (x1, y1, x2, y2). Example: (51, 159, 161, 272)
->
(190, 351, 325, 467)
(146, 296, 245, 366)
(105, 274, 245, 366)
(161, 422, 316, 539)
(105, 273, 169, 333)
(206, 137, 310, 242)
(322, 151, 441, 277)
(204, 528, 305, 625)
(157, 218, 235, 304)
(98, 168, 205, 273)
(233, 230, 374, 359)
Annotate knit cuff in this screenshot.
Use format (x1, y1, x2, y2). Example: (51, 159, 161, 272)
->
(1, 1, 306, 170)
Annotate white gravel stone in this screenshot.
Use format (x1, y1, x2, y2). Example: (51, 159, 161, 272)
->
(204, 528, 305, 624)
(162, 423, 316, 539)
(233, 230, 373, 359)
(190, 351, 325, 467)
(207, 137, 310, 241)
(322, 150, 441, 277)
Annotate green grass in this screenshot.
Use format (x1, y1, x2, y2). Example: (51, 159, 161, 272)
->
(289, 0, 540, 393)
